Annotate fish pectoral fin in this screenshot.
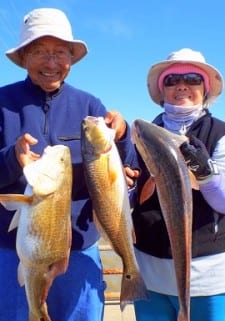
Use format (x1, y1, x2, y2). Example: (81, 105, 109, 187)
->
(8, 210, 21, 231)
(0, 194, 33, 210)
(0, 194, 33, 231)
(139, 176, 156, 205)
(106, 155, 118, 185)
(188, 170, 199, 190)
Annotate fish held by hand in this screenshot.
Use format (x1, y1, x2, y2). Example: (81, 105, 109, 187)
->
(132, 119, 193, 321)
(81, 116, 149, 311)
(0, 145, 72, 321)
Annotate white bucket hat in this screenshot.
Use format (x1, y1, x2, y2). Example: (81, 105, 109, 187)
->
(5, 8, 88, 68)
(147, 48, 223, 106)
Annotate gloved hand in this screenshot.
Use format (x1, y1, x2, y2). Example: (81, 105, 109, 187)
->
(180, 135, 218, 180)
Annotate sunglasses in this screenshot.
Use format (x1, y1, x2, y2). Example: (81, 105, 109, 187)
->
(163, 73, 204, 87)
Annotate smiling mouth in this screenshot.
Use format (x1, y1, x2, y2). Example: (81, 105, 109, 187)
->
(40, 72, 59, 78)
(175, 95, 191, 100)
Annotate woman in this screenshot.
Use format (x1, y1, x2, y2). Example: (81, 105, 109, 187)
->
(132, 48, 225, 321)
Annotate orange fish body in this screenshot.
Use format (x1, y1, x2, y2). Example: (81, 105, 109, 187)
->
(0, 145, 72, 321)
(81, 116, 149, 311)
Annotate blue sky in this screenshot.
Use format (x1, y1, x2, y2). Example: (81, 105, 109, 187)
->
(0, 0, 225, 125)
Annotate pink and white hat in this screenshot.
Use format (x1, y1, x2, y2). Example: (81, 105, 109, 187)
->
(147, 48, 223, 106)
(5, 8, 88, 68)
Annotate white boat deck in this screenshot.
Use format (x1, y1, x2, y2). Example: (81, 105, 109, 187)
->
(104, 302, 135, 321)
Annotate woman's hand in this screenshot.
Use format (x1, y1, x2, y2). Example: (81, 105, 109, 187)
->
(180, 135, 218, 180)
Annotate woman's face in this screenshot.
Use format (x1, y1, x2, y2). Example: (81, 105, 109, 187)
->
(22, 36, 73, 92)
(162, 73, 205, 106)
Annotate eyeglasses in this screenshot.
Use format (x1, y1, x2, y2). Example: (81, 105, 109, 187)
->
(28, 49, 73, 63)
(163, 73, 204, 87)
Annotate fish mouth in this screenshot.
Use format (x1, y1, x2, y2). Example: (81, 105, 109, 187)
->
(82, 116, 104, 135)
(83, 116, 103, 125)
(82, 116, 115, 154)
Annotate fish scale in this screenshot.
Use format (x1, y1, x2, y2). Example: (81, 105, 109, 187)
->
(81, 116, 149, 311)
(87, 153, 136, 268)
(0, 145, 72, 321)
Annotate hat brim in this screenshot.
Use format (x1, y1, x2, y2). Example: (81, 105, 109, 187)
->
(147, 59, 223, 106)
(5, 35, 88, 68)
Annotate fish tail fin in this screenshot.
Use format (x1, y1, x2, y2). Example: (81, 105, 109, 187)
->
(26, 269, 52, 321)
(40, 302, 51, 321)
(28, 311, 38, 321)
(29, 304, 51, 321)
(120, 271, 149, 311)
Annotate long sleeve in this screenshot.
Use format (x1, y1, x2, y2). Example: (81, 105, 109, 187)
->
(199, 135, 225, 214)
(0, 144, 23, 188)
(116, 122, 139, 170)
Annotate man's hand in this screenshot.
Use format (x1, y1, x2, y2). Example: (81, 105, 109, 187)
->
(15, 133, 40, 168)
(124, 166, 139, 188)
(104, 110, 127, 141)
(180, 135, 218, 180)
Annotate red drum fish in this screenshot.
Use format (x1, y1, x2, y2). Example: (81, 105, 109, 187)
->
(132, 119, 193, 321)
(81, 116, 149, 311)
(0, 145, 72, 321)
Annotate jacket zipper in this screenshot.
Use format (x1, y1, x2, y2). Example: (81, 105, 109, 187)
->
(43, 94, 52, 135)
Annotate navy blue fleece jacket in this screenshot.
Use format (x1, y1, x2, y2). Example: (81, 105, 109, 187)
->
(0, 76, 137, 249)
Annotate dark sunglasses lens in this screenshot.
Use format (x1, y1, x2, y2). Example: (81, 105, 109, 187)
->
(163, 73, 203, 87)
(163, 75, 181, 86)
(184, 73, 203, 85)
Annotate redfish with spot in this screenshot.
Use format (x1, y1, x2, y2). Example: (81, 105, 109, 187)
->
(81, 116, 149, 311)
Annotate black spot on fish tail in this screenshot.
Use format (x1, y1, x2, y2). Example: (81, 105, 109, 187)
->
(120, 272, 149, 311)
